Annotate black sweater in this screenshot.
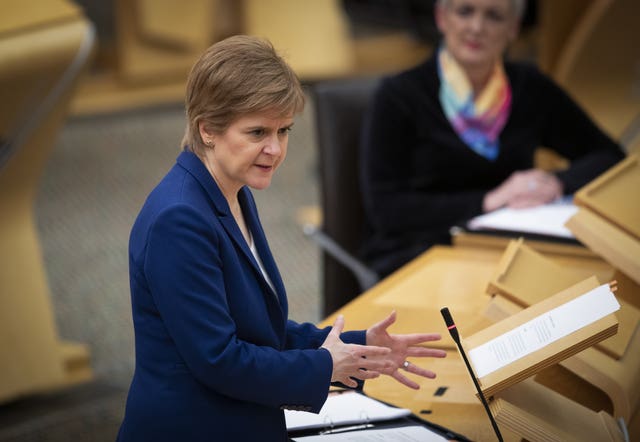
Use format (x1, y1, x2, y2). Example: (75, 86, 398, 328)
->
(359, 56, 625, 277)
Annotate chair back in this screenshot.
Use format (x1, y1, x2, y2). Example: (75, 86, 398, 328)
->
(312, 76, 380, 315)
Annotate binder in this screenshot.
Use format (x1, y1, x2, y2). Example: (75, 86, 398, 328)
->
(463, 198, 578, 241)
(286, 390, 470, 441)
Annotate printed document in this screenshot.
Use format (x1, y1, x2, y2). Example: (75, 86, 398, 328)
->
(469, 284, 619, 378)
(285, 391, 411, 431)
(466, 197, 577, 239)
(292, 425, 447, 441)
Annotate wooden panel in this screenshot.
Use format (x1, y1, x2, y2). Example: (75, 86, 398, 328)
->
(114, 0, 211, 84)
(488, 239, 591, 305)
(491, 379, 625, 442)
(537, 0, 594, 73)
(321, 246, 503, 343)
(136, 0, 217, 51)
(0, 5, 93, 403)
(552, 0, 640, 139)
(574, 154, 640, 240)
(566, 207, 640, 286)
(0, 0, 80, 35)
(243, 0, 355, 80)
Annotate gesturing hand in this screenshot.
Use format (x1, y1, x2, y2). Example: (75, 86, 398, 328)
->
(366, 311, 446, 389)
(321, 315, 394, 388)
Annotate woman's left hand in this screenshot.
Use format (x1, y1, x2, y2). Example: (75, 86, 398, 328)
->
(365, 311, 447, 389)
(485, 169, 563, 211)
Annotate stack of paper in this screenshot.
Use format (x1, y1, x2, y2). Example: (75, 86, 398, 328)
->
(466, 198, 577, 239)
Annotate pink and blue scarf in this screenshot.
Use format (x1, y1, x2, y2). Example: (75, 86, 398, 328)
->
(437, 47, 512, 161)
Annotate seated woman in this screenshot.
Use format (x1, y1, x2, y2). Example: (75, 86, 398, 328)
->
(359, 0, 625, 277)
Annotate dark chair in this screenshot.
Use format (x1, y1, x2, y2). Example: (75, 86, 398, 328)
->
(309, 76, 381, 316)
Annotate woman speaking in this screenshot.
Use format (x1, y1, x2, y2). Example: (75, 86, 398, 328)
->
(116, 35, 446, 442)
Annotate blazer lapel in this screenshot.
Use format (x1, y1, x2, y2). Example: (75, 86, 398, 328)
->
(239, 188, 288, 309)
(176, 152, 286, 321)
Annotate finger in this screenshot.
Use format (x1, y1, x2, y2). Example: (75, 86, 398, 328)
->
(406, 347, 447, 358)
(392, 333, 442, 345)
(407, 364, 437, 379)
(508, 198, 545, 209)
(328, 315, 345, 338)
(339, 377, 359, 388)
(507, 193, 548, 207)
(353, 344, 391, 357)
(357, 358, 395, 372)
(391, 370, 420, 390)
(354, 369, 380, 381)
(369, 310, 397, 333)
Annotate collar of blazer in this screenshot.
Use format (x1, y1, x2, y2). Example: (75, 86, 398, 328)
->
(176, 151, 288, 318)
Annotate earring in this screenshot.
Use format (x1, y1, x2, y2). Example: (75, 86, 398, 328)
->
(205, 139, 213, 146)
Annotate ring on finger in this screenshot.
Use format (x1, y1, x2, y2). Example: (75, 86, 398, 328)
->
(403, 361, 410, 371)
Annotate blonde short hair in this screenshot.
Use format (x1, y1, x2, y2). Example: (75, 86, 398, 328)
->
(437, 0, 526, 20)
(181, 35, 305, 157)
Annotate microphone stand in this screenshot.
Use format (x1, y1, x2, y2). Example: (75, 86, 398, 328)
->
(441, 307, 504, 442)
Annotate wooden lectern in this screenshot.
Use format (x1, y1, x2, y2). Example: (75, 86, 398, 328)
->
(566, 154, 640, 288)
(463, 275, 627, 441)
(474, 151, 640, 440)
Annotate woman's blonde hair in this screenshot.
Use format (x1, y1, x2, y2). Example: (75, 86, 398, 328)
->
(181, 35, 305, 157)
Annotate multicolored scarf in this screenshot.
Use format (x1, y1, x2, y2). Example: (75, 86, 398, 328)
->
(437, 47, 512, 161)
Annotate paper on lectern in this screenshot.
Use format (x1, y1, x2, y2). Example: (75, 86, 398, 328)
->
(469, 284, 619, 378)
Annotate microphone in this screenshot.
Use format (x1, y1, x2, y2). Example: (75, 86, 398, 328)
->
(441, 307, 504, 442)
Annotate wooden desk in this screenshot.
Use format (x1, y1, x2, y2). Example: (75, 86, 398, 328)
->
(319, 245, 634, 441)
(320, 246, 504, 441)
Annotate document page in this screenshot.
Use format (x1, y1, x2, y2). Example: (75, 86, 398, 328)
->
(292, 425, 448, 441)
(285, 391, 411, 431)
(469, 284, 619, 378)
(466, 197, 577, 238)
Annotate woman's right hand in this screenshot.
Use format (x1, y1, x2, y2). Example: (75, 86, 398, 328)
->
(320, 315, 393, 388)
(483, 168, 563, 212)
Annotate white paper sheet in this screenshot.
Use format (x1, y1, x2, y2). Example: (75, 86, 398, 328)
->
(466, 198, 577, 239)
(469, 284, 619, 378)
(285, 391, 411, 431)
(292, 425, 448, 441)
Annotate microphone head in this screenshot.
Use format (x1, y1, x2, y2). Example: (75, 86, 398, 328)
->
(440, 307, 454, 327)
(440, 307, 459, 342)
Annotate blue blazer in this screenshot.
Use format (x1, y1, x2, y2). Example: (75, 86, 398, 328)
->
(117, 151, 365, 442)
